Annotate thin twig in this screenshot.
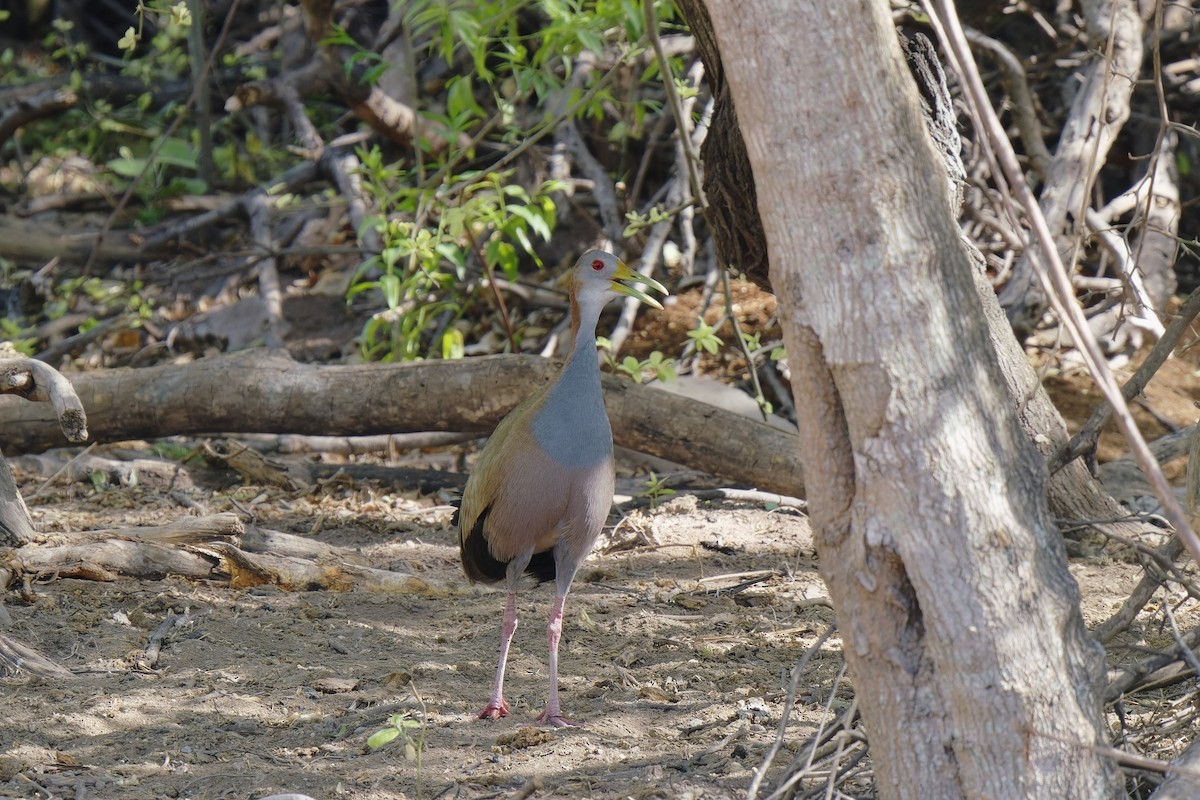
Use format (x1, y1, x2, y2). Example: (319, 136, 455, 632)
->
(83, 0, 243, 275)
(1162, 591, 1200, 679)
(747, 626, 835, 799)
(1084, 208, 1165, 337)
(30, 442, 96, 499)
(1053, 284, 1200, 472)
(721, 268, 771, 420)
(1094, 537, 1184, 643)
(926, 1, 1200, 564)
(963, 26, 1052, 177)
(644, 0, 707, 211)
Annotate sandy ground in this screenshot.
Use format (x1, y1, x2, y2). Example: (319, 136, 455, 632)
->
(3, 329, 1199, 799)
(0, 472, 857, 800)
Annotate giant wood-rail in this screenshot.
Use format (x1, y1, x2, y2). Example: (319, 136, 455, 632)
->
(456, 250, 667, 727)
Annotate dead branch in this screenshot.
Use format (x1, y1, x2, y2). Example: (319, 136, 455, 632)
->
(0, 455, 34, 548)
(0, 355, 87, 547)
(1, 516, 241, 585)
(1093, 537, 1183, 643)
(0, 72, 196, 153)
(1105, 624, 1200, 701)
(244, 191, 289, 349)
(0, 357, 88, 444)
(995, 0, 1147, 331)
(140, 161, 320, 251)
(239, 432, 475, 455)
(1, 510, 439, 596)
(1152, 739, 1200, 800)
(240, 525, 369, 565)
(194, 541, 448, 595)
(1055, 285, 1200, 471)
(199, 439, 311, 490)
(137, 609, 193, 671)
(0, 633, 74, 679)
(0, 88, 78, 147)
(0, 216, 158, 265)
(6, 539, 220, 583)
(11, 450, 196, 495)
(963, 27, 1052, 177)
(33, 512, 245, 546)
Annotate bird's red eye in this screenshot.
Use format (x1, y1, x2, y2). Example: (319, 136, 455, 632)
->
(592, 259, 604, 271)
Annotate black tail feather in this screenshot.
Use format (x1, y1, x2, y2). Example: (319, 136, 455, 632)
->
(525, 550, 556, 584)
(460, 505, 506, 583)
(459, 505, 557, 585)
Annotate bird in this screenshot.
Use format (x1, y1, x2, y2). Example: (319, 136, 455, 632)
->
(455, 249, 667, 727)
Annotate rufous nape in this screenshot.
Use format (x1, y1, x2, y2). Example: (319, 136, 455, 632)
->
(455, 249, 667, 727)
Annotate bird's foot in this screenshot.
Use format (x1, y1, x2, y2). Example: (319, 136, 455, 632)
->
(536, 708, 579, 728)
(476, 698, 510, 720)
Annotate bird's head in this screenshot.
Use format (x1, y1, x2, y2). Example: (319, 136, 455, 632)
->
(572, 250, 668, 310)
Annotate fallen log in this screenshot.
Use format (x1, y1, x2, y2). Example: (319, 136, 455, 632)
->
(0, 349, 804, 497)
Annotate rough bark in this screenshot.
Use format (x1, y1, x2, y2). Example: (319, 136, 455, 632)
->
(673, 0, 768, 287)
(0, 451, 34, 548)
(0, 350, 803, 497)
(705, 1, 1119, 798)
(1152, 739, 1200, 800)
(0, 354, 88, 547)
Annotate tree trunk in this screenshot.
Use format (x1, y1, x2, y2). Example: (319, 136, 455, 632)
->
(704, 2, 1120, 798)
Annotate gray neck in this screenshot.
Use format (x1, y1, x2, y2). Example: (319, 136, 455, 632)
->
(530, 300, 612, 467)
(558, 307, 601, 388)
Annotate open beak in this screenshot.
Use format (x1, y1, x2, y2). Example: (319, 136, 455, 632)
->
(609, 262, 668, 309)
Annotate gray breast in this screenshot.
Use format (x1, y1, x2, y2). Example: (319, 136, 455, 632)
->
(531, 378, 613, 469)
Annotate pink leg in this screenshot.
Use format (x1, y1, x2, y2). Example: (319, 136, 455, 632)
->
(536, 595, 577, 728)
(478, 592, 517, 720)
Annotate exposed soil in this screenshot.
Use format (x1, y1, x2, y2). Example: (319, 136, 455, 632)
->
(2, 294, 1200, 800)
(2, 479, 843, 800)
(2, 430, 1197, 800)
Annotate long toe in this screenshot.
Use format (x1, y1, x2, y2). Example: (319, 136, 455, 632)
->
(477, 698, 511, 720)
(536, 709, 579, 728)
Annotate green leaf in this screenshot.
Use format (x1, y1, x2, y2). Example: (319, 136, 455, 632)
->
(512, 225, 535, 259)
(442, 328, 465, 360)
(488, 241, 519, 279)
(447, 75, 484, 120)
(379, 273, 402, 310)
(367, 727, 401, 750)
(107, 155, 148, 178)
(155, 138, 199, 170)
(506, 203, 552, 242)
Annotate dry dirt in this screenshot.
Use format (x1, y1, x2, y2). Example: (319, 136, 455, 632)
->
(3, 301, 1200, 800)
(2, 469, 847, 800)
(1, 449, 1195, 800)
